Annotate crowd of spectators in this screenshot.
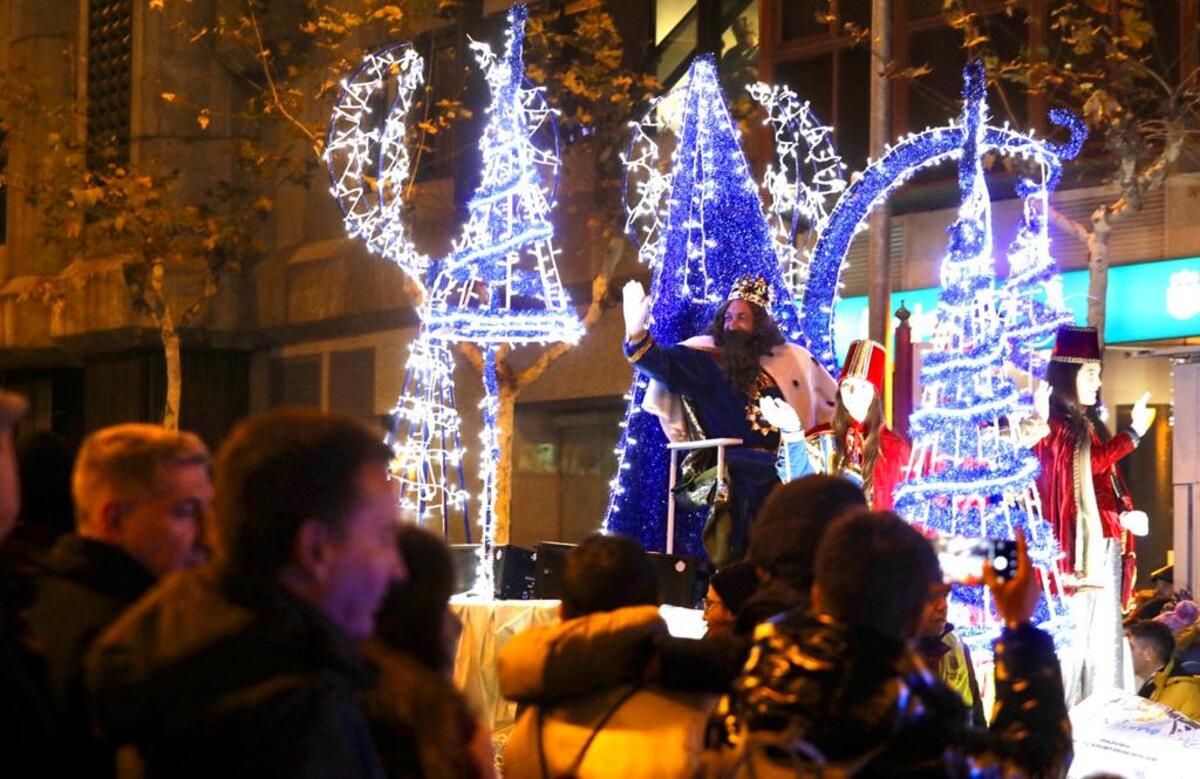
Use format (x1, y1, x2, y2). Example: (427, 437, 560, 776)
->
(0, 386, 1194, 777)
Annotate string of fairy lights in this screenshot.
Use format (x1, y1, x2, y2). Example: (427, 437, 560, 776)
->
(746, 81, 846, 303)
(327, 5, 581, 595)
(892, 61, 1074, 654)
(327, 3, 1089, 637)
(325, 43, 429, 286)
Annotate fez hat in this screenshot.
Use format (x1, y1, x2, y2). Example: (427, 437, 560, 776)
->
(840, 339, 887, 394)
(1050, 326, 1102, 365)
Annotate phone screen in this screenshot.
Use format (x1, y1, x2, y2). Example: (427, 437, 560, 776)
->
(932, 536, 1018, 585)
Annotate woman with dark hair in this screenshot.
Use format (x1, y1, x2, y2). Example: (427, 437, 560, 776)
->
(761, 339, 910, 509)
(364, 524, 494, 779)
(1032, 325, 1156, 702)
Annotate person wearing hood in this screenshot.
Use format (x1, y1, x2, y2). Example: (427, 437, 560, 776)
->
(85, 408, 406, 779)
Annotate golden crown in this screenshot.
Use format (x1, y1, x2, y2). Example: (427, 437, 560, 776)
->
(727, 275, 771, 311)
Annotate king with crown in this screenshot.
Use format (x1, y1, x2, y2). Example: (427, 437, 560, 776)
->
(622, 276, 838, 562)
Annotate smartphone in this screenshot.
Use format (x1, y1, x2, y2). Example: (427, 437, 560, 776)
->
(932, 536, 1019, 585)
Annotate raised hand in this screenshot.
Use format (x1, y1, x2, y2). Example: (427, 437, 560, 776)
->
(1131, 391, 1157, 437)
(1034, 382, 1051, 421)
(622, 280, 652, 342)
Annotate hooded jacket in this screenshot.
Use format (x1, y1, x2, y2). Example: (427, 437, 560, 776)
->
(709, 613, 1071, 777)
(498, 606, 714, 779)
(85, 564, 384, 779)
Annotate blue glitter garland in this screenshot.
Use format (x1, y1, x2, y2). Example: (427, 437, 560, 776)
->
(801, 95, 1086, 375)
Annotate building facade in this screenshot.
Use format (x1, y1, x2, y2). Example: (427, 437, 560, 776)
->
(1, 1, 1197, 574)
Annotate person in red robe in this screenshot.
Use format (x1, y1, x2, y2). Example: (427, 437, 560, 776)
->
(763, 339, 910, 509)
(1032, 325, 1156, 702)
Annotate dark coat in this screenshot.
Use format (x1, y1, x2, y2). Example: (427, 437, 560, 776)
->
(711, 613, 1072, 777)
(86, 564, 385, 779)
(656, 580, 803, 695)
(362, 638, 485, 779)
(0, 563, 70, 779)
(25, 535, 156, 777)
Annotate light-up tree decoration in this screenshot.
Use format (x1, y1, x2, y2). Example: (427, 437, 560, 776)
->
(893, 62, 1070, 654)
(799, 91, 1086, 375)
(423, 7, 577, 346)
(419, 5, 582, 594)
(604, 57, 805, 554)
(387, 329, 472, 539)
(621, 81, 845, 312)
(999, 170, 1075, 395)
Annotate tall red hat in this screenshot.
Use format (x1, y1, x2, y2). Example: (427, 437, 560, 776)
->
(840, 339, 887, 394)
(1050, 326, 1101, 364)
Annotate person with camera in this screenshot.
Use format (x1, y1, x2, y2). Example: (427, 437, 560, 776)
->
(705, 513, 1070, 777)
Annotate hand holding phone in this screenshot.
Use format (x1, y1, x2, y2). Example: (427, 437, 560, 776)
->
(934, 537, 1019, 586)
(984, 529, 1040, 629)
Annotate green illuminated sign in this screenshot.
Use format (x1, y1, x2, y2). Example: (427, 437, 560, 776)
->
(832, 255, 1200, 362)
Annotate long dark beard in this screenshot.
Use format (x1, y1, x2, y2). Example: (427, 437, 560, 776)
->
(721, 331, 764, 395)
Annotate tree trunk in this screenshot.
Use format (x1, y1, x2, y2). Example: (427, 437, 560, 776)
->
(160, 304, 182, 430)
(1085, 209, 1113, 344)
(492, 381, 517, 546)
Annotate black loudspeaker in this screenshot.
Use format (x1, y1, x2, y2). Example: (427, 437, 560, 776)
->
(533, 541, 708, 608)
(650, 552, 708, 609)
(533, 542, 575, 600)
(449, 544, 536, 600)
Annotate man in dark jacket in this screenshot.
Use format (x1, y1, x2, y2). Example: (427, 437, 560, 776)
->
(25, 423, 212, 778)
(86, 408, 407, 779)
(709, 511, 1071, 777)
(0, 389, 70, 779)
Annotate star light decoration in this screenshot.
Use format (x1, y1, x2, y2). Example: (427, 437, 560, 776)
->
(892, 61, 1073, 655)
(605, 57, 809, 553)
(799, 89, 1086, 375)
(387, 330, 472, 539)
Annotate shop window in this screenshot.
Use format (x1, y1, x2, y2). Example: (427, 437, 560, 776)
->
(781, 0, 834, 42)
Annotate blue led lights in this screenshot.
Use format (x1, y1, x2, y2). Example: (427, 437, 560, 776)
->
(893, 62, 1073, 656)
